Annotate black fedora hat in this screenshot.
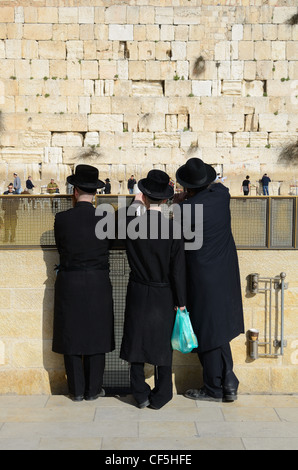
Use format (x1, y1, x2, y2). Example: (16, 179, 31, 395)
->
(67, 164, 105, 192)
(176, 158, 216, 189)
(138, 169, 174, 200)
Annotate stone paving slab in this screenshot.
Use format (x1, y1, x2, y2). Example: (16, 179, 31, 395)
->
(0, 394, 297, 451)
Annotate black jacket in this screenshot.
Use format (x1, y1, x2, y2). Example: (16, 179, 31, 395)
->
(180, 183, 244, 353)
(120, 210, 186, 366)
(52, 201, 114, 355)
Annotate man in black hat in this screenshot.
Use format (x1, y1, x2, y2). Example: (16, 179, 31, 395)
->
(176, 158, 244, 402)
(104, 178, 111, 194)
(120, 169, 187, 409)
(52, 164, 115, 401)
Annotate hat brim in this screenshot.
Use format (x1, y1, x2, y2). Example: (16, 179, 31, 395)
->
(176, 163, 217, 189)
(67, 174, 105, 190)
(138, 179, 174, 200)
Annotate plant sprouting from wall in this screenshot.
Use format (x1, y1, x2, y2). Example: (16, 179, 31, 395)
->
(285, 11, 298, 25)
(278, 140, 298, 165)
(77, 149, 102, 162)
(193, 56, 206, 77)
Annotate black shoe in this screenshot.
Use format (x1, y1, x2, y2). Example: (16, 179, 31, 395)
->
(148, 404, 161, 410)
(137, 399, 150, 409)
(69, 394, 84, 402)
(84, 389, 105, 401)
(223, 390, 238, 402)
(184, 388, 222, 402)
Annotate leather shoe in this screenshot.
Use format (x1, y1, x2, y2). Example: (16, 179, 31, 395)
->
(223, 390, 237, 402)
(184, 388, 222, 402)
(137, 399, 150, 409)
(69, 394, 84, 402)
(84, 388, 105, 401)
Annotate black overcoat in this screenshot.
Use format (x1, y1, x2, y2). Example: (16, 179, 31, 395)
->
(180, 183, 244, 353)
(120, 210, 186, 366)
(52, 201, 114, 355)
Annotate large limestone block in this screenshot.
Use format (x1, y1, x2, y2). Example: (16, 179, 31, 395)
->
(109, 25, 133, 41)
(58, 7, 78, 24)
(19, 131, 51, 148)
(244, 80, 264, 97)
(259, 113, 288, 132)
(129, 61, 146, 80)
(272, 7, 298, 24)
(44, 147, 63, 164)
(0, 148, 43, 163)
(154, 132, 180, 148)
(88, 114, 123, 132)
(38, 41, 66, 60)
(51, 132, 83, 147)
(132, 81, 163, 97)
(155, 7, 174, 25)
(132, 132, 154, 148)
(164, 80, 191, 97)
(34, 114, 88, 132)
(173, 7, 202, 25)
(23, 24, 53, 40)
(267, 80, 296, 97)
(222, 80, 242, 96)
(138, 113, 165, 132)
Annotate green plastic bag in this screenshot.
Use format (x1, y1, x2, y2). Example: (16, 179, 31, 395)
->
(171, 308, 198, 353)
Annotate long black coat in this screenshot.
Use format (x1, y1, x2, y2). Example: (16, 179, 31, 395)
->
(120, 210, 186, 366)
(52, 201, 114, 355)
(180, 183, 244, 353)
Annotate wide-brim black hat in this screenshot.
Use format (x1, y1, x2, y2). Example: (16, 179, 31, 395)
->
(67, 164, 105, 192)
(138, 169, 174, 200)
(176, 158, 217, 189)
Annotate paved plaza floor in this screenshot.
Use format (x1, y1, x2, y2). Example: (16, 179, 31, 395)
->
(0, 393, 297, 451)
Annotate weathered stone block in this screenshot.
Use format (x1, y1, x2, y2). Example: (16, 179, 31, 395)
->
(88, 114, 123, 132)
(44, 147, 63, 164)
(109, 25, 133, 42)
(232, 24, 243, 41)
(128, 61, 146, 80)
(192, 80, 212, 97)
(259, 114, 288, 132)
(23, 24, 53, 40)
(244, 80, 264, 97)
(154, 132, 180, 148)
(222, 80, 242, 96)
(52, 132, 83, 147)
(132, 132, 154, 148)
(105, 5, 127, 25)
(165, 80, 191, 97)
(58, 7, 78, 24)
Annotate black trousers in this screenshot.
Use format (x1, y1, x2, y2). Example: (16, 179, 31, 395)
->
(130, 362, 173, 409)
(64, 354, 105, 398)
(198, 343, 239, 399)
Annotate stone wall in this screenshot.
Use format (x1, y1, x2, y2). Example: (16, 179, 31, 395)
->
(0, 247, 297, 395)
(0, 1, 297, 195)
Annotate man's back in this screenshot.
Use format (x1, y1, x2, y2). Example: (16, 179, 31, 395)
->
(54, 201, 110, 270)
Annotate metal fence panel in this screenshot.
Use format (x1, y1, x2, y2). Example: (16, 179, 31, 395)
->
(230, 197, 268, 248)
(270, 198, 295, 248)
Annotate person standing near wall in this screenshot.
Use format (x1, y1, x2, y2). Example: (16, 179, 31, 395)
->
(241, 175, 250, 196)
(13, 173, 21, 194)
(127, 175, 137, 194)
(52, 164, 115, 401)
(120, 170, 187, 409)
(176, 158, 244, 403)
(261, 173, 271, 195)
(26, 176, 35, 194)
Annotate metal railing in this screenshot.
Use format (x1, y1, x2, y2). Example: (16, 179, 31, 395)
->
(0, 194, 297, 250)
